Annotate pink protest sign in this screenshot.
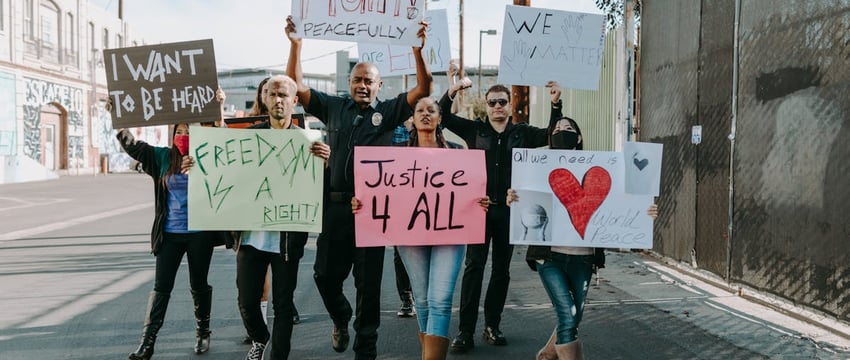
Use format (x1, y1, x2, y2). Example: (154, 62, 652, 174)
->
(353, 146, 487, 247)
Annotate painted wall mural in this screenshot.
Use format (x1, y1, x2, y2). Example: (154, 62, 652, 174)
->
(23, 77, 85, 167)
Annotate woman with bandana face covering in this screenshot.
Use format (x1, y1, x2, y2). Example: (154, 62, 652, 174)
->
(116, 122, 230, 360)
(506, 82, 656, 360)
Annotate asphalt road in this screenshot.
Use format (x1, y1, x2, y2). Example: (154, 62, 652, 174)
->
(1, 174, 849, 359)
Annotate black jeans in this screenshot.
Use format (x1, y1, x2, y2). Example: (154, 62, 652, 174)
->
(314, 201, 385, 360)
(237, 244, 301, 359)
(394, 246, 412, 300)
(457, 205, 513, 333)
(154, 232, 215, 294)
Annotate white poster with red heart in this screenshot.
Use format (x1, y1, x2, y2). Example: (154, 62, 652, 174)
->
(509, 147, 659, 249)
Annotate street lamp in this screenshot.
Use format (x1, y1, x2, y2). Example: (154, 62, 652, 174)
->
(478, 29, 497, 96)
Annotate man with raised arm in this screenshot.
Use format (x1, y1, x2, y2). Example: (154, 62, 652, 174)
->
(285, 15, 433, 360)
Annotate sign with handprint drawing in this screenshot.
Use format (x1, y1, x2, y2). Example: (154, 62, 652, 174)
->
(498, 5, 606, 90)
(509, 148, 657, 249)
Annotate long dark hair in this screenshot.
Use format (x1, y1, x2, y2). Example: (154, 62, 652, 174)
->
(407, 98, 449, 148)
(248, 77, 270, 116)
(162, 123, 187, 188)
(548, 116, 583, 150)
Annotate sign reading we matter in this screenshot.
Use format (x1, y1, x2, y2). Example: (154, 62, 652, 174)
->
(357, 9, 451, 76)
(187, 126, 324, 233)
(291, 0, 426, 46)
(498, 6, 606, 90)
(354, 147, 486, 247)
(104, 39, 220, 128)
(509, 147, 660, 249)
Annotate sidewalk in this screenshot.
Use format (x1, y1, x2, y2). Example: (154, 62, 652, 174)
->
(598, 249, 850, 356)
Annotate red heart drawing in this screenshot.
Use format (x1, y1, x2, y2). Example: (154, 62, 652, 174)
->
(548, 166, 612, 238)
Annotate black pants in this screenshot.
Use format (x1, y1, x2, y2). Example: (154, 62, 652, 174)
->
(154, 232, 215, 294)
(237, 245, 301, 360)
(314, 201, 385, 360)
(393, 246, 412, 300)
(457, 205, 513, 333)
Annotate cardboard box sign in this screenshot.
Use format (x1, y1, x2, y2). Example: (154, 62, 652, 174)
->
(104, 39, 221, 128)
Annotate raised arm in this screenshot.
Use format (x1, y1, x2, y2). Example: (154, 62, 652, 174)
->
(405, 21, 434, 108)
(286, 15, 311, 108)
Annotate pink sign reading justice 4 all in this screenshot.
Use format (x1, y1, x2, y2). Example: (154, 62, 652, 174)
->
(353, 146, 486, 247)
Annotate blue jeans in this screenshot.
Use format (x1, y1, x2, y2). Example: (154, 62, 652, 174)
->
(397, 245, 465, 337)
(537, 253, 594, 344)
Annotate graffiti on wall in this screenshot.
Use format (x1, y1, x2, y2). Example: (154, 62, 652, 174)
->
(23, 77, 85, 167)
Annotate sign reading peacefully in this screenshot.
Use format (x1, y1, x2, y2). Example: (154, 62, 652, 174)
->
(291, 0, 426, 46)
(498, 5, 606, 90)
(357, 9, 451, 76)
(353, 146, 486, 247)
(187, 126, 324, 233)
(510, 148, 658, 249)
(103, 39, 220, 128)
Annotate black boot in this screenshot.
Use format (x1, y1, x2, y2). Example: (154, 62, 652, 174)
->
(192, 286, 213, 354)
(129, 291, 170, 360)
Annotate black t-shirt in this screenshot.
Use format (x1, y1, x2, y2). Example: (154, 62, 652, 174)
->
(306, 89, 413, 192)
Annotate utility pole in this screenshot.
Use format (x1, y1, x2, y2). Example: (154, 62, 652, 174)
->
(511, 0, 530, 124)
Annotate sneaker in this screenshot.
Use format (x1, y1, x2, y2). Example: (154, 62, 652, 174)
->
(331, 323, 350, 353)
(483, 326, 507, 346)
(397, 298, 416, 318)
(450, 331, 474, 353)
(242, 334, 252, 345)
(244, 341, 266, 360)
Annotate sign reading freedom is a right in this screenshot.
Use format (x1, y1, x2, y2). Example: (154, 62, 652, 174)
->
(104, 39, 220, 128)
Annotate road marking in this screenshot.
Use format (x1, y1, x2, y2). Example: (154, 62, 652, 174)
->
(0, 202, 152, 242)
(0, 197, 71, 213)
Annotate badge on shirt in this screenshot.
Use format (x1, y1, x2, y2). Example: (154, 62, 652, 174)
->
(371, 112, 383, 127)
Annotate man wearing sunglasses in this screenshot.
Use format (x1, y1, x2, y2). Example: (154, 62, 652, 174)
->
(438, 82, 549, 353)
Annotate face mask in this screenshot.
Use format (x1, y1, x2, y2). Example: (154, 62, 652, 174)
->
(551, 131, 579, 150)
(174, 134, 189, 155)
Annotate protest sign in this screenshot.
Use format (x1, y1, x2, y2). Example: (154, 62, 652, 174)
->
(357, 9, 451, 76)
(623, 141, 663, 196)
(498, 5, 606, 89)
(103, 39, 220, 128)
(187, 126, 324, 233)
(353, 146, 486, 247)
(291, 0, 426, 46)
(510, 148, 656, 249)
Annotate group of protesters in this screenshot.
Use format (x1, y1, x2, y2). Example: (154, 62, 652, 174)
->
(115, 15, 646, 360)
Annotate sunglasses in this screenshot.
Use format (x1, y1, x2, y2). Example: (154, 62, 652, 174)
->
(487, 99, 509, 107)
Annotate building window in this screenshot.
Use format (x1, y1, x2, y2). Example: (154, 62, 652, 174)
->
(23, 0, 34, 40)
(88, 21, 95, 50)
(102, 28, 109, 49)
(40, 1, 59, 48)
(1, 0, 5, 32)
(65, 12, 75, 54)
(116, 34, 123, 48)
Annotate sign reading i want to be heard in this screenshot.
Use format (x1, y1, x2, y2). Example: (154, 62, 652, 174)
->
(104, 39, 220, 128)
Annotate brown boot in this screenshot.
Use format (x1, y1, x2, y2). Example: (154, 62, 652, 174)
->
(422, 334, 450, 360)
(537, 328, 558, 360)
(555, 340, 584, 360)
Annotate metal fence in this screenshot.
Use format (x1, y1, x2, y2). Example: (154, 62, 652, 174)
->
(640, 0, 850, 322)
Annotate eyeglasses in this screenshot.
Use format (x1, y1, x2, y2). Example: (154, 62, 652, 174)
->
(487, 99, 509, 107)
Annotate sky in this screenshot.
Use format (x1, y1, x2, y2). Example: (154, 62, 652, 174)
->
(91, 0, 602, 75)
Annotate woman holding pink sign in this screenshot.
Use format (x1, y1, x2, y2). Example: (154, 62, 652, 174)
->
(352, 97, 489, 360)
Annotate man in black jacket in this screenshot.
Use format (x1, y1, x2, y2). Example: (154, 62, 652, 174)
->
(439, 84, 548, 353)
